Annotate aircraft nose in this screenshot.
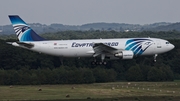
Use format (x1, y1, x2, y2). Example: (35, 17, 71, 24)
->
(167, 44, 175, 51)
(171, 44, 175, 50)
(164, 43, 175, 53)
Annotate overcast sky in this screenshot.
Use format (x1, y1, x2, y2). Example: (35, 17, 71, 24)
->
(0, 0, 180, 25)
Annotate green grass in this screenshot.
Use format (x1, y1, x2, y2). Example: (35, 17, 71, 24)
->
(0, 82, 180, 101)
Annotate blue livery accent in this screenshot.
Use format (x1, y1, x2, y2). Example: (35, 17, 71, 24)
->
(9, 15, 44, 41)
(125, 39, 153, 55)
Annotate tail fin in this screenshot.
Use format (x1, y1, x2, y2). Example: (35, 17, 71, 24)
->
(8, 15, 44, 42)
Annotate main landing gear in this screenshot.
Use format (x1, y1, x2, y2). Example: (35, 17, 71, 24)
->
(91, 54, 107, 65)
(91, 60, 107, 65)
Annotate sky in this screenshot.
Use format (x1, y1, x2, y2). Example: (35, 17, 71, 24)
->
(0, 0, 180, 25)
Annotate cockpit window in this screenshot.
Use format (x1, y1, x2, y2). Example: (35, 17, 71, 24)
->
(166, 42, 170, 44)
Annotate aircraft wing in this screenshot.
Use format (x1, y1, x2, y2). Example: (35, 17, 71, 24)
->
(93, 43, 121, 57)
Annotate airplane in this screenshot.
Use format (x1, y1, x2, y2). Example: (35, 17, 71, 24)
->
(7, 15, 174, 64)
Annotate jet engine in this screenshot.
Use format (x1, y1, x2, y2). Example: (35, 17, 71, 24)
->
(114, 51, 134, 59)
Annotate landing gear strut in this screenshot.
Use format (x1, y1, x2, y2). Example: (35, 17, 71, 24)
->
(101, 54, 105, 64)
(154, 54, 158, 62)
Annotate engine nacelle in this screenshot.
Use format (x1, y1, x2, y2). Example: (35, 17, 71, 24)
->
(114, 51, 134, 59)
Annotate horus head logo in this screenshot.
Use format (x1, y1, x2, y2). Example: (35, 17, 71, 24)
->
(13, 24, 30, 37)
(22, 26, 30, 33)
(125, 39, 153, 55)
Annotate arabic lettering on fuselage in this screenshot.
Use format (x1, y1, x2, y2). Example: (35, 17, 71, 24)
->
(71, 42, 119, 47)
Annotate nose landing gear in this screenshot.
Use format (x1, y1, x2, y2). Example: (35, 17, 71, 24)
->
(154, 54, 158, 62)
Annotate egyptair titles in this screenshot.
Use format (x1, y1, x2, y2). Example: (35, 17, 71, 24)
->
(71, 42, 119, 47)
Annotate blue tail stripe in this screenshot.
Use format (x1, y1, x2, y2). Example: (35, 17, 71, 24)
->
(9, 15, 26, 25)
(9, 15, 45, 41)
(30, 30, 45, 41)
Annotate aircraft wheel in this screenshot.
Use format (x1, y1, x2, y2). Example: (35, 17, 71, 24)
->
(91, 61, 96, 65)
(103, 62, 107, 65)
(99, 62, 102, 65)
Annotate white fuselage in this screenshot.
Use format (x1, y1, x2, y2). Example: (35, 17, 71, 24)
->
(13, 38, 174, 59)
(8, 15, 175, 61)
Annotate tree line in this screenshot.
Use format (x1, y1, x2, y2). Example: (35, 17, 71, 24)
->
(0, 31, 180, 85)
(1, 30, 180, 40)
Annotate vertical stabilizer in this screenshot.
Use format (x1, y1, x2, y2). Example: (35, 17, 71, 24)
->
(9, 15, 44, 42)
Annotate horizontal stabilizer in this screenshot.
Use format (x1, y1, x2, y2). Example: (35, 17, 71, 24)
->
(16, 42, 34, 48)
(6, 42, 13, 45)
(7, 41, 34, 48)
